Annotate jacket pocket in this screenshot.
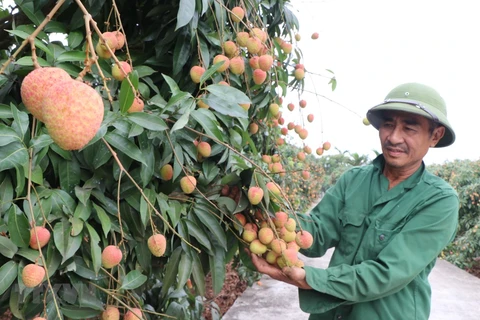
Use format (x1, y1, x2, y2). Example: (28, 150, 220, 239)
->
(372, 221, 403, 256)
(337, 211, 366, 256)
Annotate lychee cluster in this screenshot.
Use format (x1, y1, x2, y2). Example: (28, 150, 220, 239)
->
(20, 67, 104, 150)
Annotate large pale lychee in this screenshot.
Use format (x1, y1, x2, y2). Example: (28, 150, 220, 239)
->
(249, 122, 259, 134)
(124, 308, 142, 320)
(112, 31, 125, 49)
(95, 32, 118, 59)
(250, 28, 267, 43)
(258, 227, 274, 245)
(148, 234, 167, 257)
(265, 250, 279, 265)
(246, 37, 262, 54)
(236, 32, 250, 47)
(274, 211, 288, 228)
(253, 69, 267, 85)
(266, 181, 281, 196)
(213, 54, 230, 72)
(279, 227, 296, 243)
(127, 97, 144, 113)
(258, 55, 274, 71)
(295, 230, 314, 249)
(22, 264, 45, 288)
(190, 66, 205, 84)
(101, 245, 123, 269)
(249, 56, 260, 70)
(281, 42, 292, 54)
(247, 186, 264, 205)
(281, 248, 299, 266)
(270, 238, 287, 254)
(316, 147, 324, 156)
(269, 103, 280, 117)
(323, 141, 331, 151)
(249, 239, 267, 254)
(197, 141, 212, 157)
(42, 80, 104, 150)
(20, 67, 71, 122)
(29, 226, 51, 249)
(223, 41, 238, 58)
(101, 305, 120, 320)
(112, 61, 132, 81)
(230, 6, 244, 22)
(284, 218, 296, 232)
(229, 56, 245, 75)
(242, 228, 257, 243)
(294, 68, 305, 80)
(180, 175, 197, 194)
(159, 164, 173, 181)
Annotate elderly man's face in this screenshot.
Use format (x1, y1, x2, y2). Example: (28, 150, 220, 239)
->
(379, 111, 445, 172)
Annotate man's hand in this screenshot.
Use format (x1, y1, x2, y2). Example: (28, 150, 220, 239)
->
(246, 249, 312, 290)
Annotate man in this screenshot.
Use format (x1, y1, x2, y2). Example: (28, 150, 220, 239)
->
(249, 83, 459, 320)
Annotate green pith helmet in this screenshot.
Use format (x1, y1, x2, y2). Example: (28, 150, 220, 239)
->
(366, 82, 455, 147)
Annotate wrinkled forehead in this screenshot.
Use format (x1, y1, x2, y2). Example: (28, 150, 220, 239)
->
(379, 110, 430, 125)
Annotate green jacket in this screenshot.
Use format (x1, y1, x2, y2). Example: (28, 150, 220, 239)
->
(298, 155, 459, 320)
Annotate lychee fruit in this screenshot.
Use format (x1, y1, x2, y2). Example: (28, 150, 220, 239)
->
(197, 141, 212, 157)
(295, 230, 314, 249)
(246, 37, 262, 54)
(42, 80, 104, 150)
(112, 31, 125, 49)
(299, 99, 307, 108)
(112, 61, 132, 81)
(236, 32, 250, 47)
(294, 68, 305, 80)
(270, 238, 287, 254)
(252, 69, 267, 85)
(223, 40, 238, 58)
(363, 117, 371, 126)
(271, 162, 283, 173)
(279, 227, 296, 243)
(180, 175, 197, 194)
(249, 239, 267, 255)
(316, 147, 324, 156)
(307, 114, 314, 122)
(229, 56, 245, 75)
(265, 250, 279, 265)
(284, 218, 297, 232)
(269, 103, 280, 117)
(274, 211, 288, 228)
(101, 32, 119, 50)
(301, 170, 311, 180)
(271, 154, 281, 163)
(22, 264, 45, 288)
(258, 227, 274, 245)
(311, 32, 319, 39)
(249, 122, 259, 134)
(250, 28, 267, 43)
(101, 305, 120, 320)
(247, 186, 264, 205)
(297, 152, 306, 161)
(20, 67, 71, 122)
(29, 226, 51, 249)
(101, 245, 123, 269)
(32, 318, 47, 320)
(261, 155, 272, 164)
(281, 248, 299, 266)
(295, 33, 301, 41)
(239, 103, 251, 110)
(159, 164, 173, 181)
(128, 97, 144, 113)
(190, 66, 205, 84)
(323, 141, 331, 151)
(287, 122, 295, 130)
(266, 181, 281, 196)
(258, 55, 274, 71)
(242, 228, 258, 243)
(95, 32, 117, 59)
(148, 234, 167, 257)
(234, 213, 247, 226)
(230, 6, 245, 23)
(213, 54, 230, 72)
(298, 128, 308, 140)
(281, 42, 292, 54)
(124, 308, 143, 320)
(304, 145, 312, 154)
(249, 56, 260, 70)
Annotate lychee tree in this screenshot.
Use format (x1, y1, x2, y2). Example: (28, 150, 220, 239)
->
(0, 0, 333, 318)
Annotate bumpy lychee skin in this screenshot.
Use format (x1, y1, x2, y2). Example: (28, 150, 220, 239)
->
(247, 186, 264, 205)
(229, 56, 245, 75)
(29, 226, 51, 249)
(295, 230, 314, 249)
(22, 264, 45, 288)
(112, 31, 125, 50)
(42, 80, 104, 150)
(101, 245, 123, 269)
(213, 54, 230, 72)
(112, 61, 132, 81)
(236, 32, 250, 47)
(32, 317, 47, 320)
(124, 308, 143, 320)
(253, 69, 267, 85)
(101, 305, 120, 320)
(249, 239, 267, 255)
(190, 66, 205, 84)
(258, 55, 274, 71)
(180, 176, 197, 194)
(148, 234, 167, 257)
(20, 67, 71, 122)
(230, 6, 245, 22)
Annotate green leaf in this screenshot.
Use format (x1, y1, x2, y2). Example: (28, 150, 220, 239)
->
(177, 251, 193, 290)
(0, 175, 13, 212)
(172, 31, 191, 76)
(0, 142, 30, 171)
(11, 105, 29, 141)
(121, 270, 147, 290)
(162, 74, 181, 96)
(56, 50, 86, 62)
(190, 109, 225, 142)
(29, 134, 53, 150)
(161, 246, 182, 297)
(170, 100, 195, 132)
(93, 203, 111, 238)
(329, 77, 337, 91)
(53, 219, 82, 264)
(165, 91, 192, 109)
(86, 223, 101, 275)
(0, 261, 18, 296)
(206, 84, 251, 104)
(176, 0, 196, 30)
(135, 65, 157, 78)
(119, 71, 139, 113)
(127, 112, 168, 131)
(203, 94, 248, 119)
(194, 204, 227, 248)
(0, 236, 18, 258)
(104, 132, 147, 165)
(15, 1, 45, 25)
(68, 31, 84, 49)
(7, 205, 30, 248)
(209, 244, 226, 294)
(191, 253, 206, 296)
(59, 157, 81, 195)
(6, 29, 53, 57)
(184, 220, 212, 252)
(60, 306, 101, 319)
(14, 56, 50, 67)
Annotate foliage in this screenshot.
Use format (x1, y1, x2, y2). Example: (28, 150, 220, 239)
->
(429, 160, 480, 269)
(0, 0, 340, 319)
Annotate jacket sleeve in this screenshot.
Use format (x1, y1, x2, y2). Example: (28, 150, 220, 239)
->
(296, 172, 346, 258)
(303, 190, 459, 303)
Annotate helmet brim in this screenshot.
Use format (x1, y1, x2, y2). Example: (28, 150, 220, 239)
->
(366, 102, 455, 148)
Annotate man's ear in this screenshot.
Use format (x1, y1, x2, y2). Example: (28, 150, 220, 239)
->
(430, 126, 446, 147)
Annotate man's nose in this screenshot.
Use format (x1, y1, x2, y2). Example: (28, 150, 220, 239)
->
(387, 126, 404, 144)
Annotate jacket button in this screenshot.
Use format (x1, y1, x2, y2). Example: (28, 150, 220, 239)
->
(337, 316, 342, 320)
(379, 234, 385, 241)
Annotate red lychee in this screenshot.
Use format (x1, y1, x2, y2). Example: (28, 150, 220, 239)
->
(247, 186, 264, 205)
(112, 61, 132, 81)
(127, 97, 144, 113)
(213, 54, 230, 72)
(101, 245, 123, 269)
(253, 69, 267, 85)
(295, 230, 314, 249)
(190, 66, 205, 84)
(230, 6, 245, 22)
(100, 305, 120, 320)
(29, 226, 51, 249)
(229, 56, 245, 74)
(22, 264, 45, 288)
